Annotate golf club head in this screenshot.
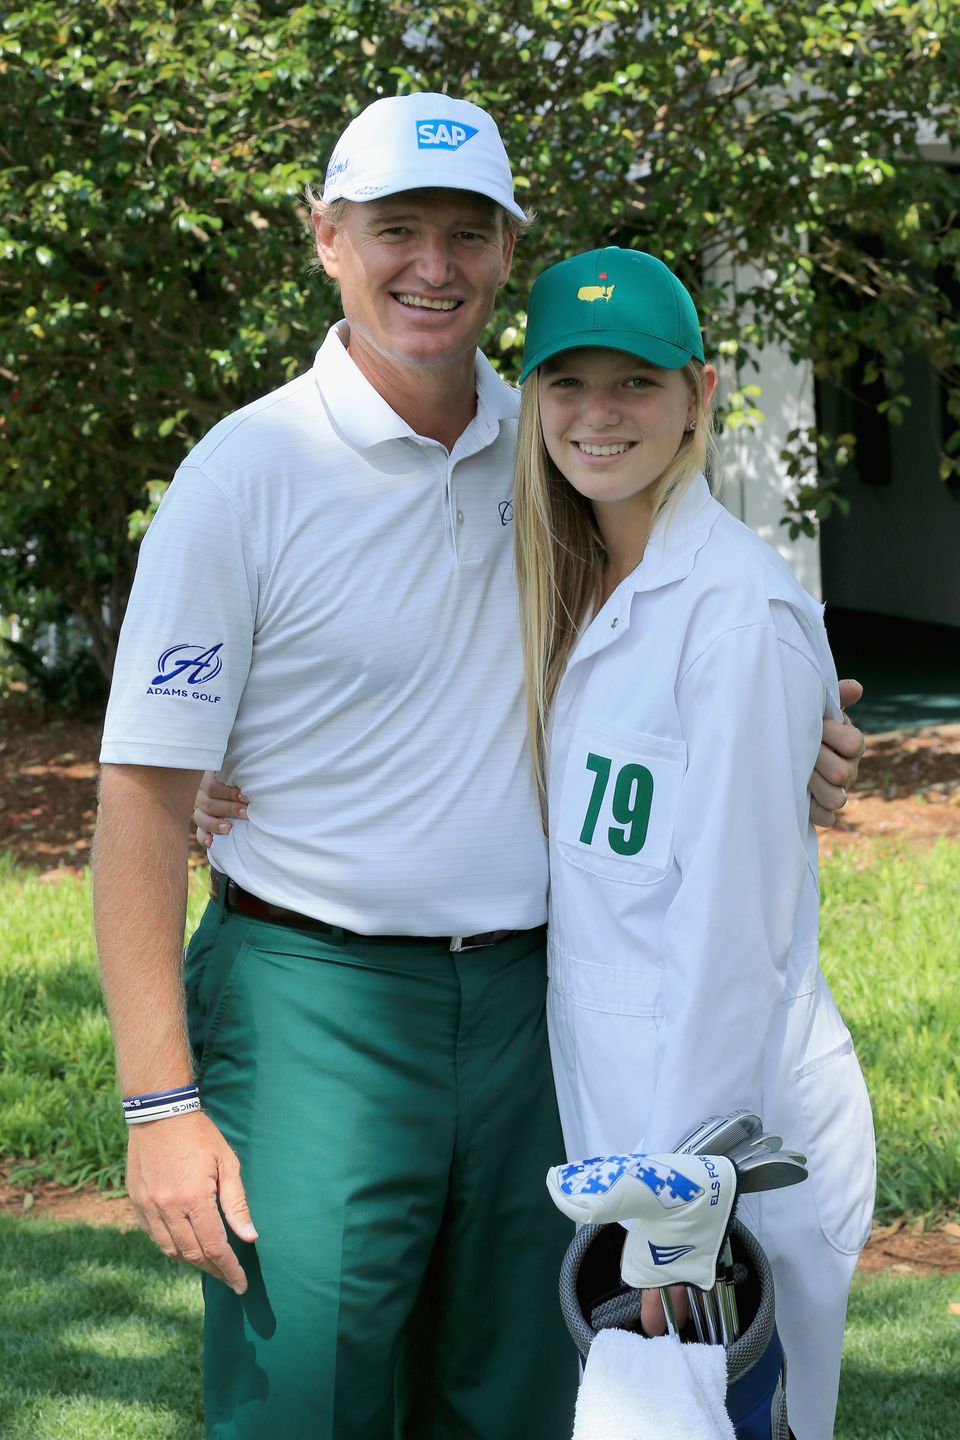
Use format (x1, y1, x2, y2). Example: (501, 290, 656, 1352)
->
(733, 1154, 808, 1194)
(673, 1110, 763, 1157)
(736, 1147, 806, 1171)
(725, 1133, 784, 1167)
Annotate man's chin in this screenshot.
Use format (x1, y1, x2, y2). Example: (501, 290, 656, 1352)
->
(388, 332, 480, 369)
(346, 317, 488, 381)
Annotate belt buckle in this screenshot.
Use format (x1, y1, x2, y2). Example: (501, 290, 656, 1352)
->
(449, 936, 464, 952)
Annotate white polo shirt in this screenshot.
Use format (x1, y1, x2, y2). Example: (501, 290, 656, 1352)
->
(100, 323, 549, 935)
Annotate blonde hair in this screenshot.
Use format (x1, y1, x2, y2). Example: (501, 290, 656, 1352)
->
(514, 359, 721, 813)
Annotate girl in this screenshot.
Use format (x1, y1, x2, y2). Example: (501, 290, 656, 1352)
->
(513, 245, 876, 1440)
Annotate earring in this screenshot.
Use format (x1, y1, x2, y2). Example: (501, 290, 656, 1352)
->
(687, 420, 696, 431)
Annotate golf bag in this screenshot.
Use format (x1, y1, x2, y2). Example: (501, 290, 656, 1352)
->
(560, 1216, 792, 1440)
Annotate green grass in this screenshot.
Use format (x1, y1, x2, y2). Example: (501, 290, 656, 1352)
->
(0, 1215, 202, 1439)
(0, 841, 958, 1218)
(819, 839, 960, 1221)
(0, 854, 208, 1189)
(0, 1214, 956, 1439)
(835, 1269, 960, 1439)
(2, 842, 956, 1435)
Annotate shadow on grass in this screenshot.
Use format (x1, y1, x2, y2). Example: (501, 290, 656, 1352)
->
(834, 1271, 960, 1439)
(5, 1216, 957, 1439)
(0, 1216, 203, 1435)
(836, 1360, 960, 1440)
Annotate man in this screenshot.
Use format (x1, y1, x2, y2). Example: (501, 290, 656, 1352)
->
(94, 94, 863, 1439)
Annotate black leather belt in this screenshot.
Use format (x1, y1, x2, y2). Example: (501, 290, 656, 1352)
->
(209, 869, 543, 953)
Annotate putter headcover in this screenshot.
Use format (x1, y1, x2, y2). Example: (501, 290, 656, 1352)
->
(546, 1151, 737, 1291)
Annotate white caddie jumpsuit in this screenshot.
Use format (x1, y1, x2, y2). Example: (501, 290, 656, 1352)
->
(546, 474, 876, 1440)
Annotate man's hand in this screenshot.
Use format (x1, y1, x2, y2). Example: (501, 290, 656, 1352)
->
(811, 679, 866, 829)
(94, 765, 257, 1293)
(194, 771, 249, 848)
(127, 1111, 258, 1293)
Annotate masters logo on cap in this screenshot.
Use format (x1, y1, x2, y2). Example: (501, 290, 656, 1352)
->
(577, 282, 615, 303)
(520, 247, 705, 383)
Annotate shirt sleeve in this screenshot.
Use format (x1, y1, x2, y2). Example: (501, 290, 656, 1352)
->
(99, 464, 258, 770)
(636, 615, 828, 1155)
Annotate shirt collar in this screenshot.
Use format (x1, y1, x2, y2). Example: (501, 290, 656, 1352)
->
(565, 474, 719, 669)
(474, 347, 520, 423)
(625, 471, 718, 595)
(312, 320, 518, 451)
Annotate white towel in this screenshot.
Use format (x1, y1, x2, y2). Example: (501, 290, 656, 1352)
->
(571, 1330, 736, 1440)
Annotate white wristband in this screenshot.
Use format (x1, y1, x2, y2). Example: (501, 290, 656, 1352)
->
(122, 1084, 202, 1125)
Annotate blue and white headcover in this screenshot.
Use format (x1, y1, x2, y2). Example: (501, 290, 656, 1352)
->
(546, 1150, 737, 1291)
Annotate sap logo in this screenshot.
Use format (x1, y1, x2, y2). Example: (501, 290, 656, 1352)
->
(577, 284, 616, 303)
(151, 642, 223, 687)
(416, 120, 479, 151)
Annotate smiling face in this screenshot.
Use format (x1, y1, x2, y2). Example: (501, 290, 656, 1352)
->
(314, 189, 515, 382)
(537, 347, 705, 530)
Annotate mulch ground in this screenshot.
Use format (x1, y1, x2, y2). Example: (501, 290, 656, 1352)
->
(0, 710, 209, 872)
(818, 721, 960, 857)
(1, 706, 958, 1263)
(856, 1218, 960, 1276)
(0, 713, 103, 873)
(1, 711, 957, 875)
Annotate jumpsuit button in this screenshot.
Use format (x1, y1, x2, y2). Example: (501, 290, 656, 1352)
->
(456, 509, 465, 526)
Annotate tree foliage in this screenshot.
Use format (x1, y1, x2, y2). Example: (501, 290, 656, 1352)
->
(2, 0, 958, 690)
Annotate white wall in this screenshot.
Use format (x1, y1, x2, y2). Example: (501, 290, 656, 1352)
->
(707, 258, 823, 597)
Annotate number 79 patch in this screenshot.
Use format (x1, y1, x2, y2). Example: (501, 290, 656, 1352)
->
(556, 729, 686, 877)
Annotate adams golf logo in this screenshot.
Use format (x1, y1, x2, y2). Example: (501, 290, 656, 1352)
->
(147, 642, 224, 702)
(416, 119, 478, 151)
(324, 152, 350, 186)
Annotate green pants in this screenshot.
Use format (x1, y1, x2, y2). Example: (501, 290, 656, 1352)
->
(185, 900, 578, 1439)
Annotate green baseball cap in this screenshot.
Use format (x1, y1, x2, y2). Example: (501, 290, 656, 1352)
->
(519, 246, 704, 383)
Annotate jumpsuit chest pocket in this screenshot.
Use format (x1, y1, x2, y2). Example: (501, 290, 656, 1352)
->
(554, 726, 686, 883)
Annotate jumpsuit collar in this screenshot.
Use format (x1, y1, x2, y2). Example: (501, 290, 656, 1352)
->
(569, 473, 719, 668)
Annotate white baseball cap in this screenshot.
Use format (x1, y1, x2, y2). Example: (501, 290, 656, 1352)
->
(321, 93, 527, 222)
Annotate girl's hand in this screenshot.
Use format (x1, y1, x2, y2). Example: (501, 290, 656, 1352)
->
(193, 773, 249, 848)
